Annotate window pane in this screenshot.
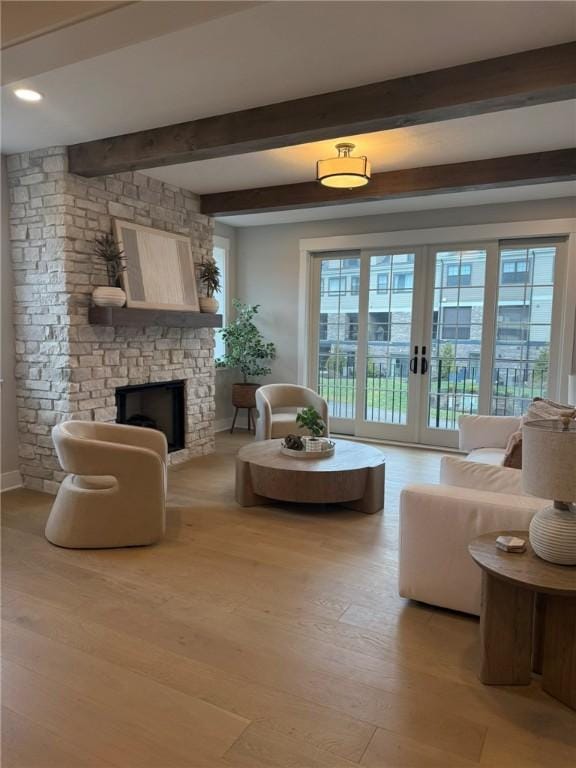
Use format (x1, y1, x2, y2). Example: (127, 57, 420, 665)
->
(365, 253, 415, 425)
(213, 245, 227, 360)
(428, 250, 486, 429)
(492, 245, 556, 415)
(317, 256, 360, 420)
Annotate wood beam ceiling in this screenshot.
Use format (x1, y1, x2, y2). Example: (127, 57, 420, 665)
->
(68, 42, 576, 177)
(199, 149, 576, 215)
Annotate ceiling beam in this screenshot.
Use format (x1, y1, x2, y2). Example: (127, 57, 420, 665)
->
(200, 149, 576, 216)
(68, 42, 576, 177)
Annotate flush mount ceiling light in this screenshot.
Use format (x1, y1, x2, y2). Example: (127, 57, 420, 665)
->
(14, 88, 43, 102)
(316, 143, 371, 189)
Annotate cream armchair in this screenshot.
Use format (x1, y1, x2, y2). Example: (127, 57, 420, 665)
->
(45, 421, 167, 549)
(255, 384, 329, 441)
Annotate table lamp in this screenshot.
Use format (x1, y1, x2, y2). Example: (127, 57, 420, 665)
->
(523, 414, 576, 565)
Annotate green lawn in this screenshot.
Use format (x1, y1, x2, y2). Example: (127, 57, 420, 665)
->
(319, 373, 546, 419)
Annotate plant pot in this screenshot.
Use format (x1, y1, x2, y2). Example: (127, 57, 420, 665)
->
(92, 286, 126, 307)
(232, 382, 259, 408)
(199, 296, 219, 314)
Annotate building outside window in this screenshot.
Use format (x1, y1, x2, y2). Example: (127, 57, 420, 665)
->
(368, 312, 391, 342)
(393, 272, 413, 291)
(496, 305, 530, 341)
(446, 263, 472, 287)
(351, 276, 360, 295)
(441, 306, 472, 340)
(346, 313, 358, 341)
(502, 259, 530, 284)
(319, 313, 328, 340)
(376, 273, 388, 293)
(328, 276, 346, 295)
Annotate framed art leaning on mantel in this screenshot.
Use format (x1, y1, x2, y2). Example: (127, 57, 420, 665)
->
(114, 219, 199, 311)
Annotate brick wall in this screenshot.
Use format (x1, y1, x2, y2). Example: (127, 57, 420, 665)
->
(7, 146, 215, 492)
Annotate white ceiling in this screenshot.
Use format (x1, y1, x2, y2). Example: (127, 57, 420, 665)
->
(2, 1, 575, 153)
(1, 1, 575, 227)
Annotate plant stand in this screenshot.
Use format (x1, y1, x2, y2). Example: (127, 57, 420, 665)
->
(230, 407, 256, 434)
(230, 382, 260, 434)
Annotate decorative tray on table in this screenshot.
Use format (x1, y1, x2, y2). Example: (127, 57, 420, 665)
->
(280, 436, 335, 459)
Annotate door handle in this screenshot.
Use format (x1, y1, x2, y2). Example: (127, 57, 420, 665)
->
(421, 345, 429, 375)
(410, 346, 419, 374)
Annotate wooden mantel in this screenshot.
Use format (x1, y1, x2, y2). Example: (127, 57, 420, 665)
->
(89, 306, 223, 328)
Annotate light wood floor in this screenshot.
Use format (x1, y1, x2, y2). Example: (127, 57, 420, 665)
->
(2, 431, 575, 768)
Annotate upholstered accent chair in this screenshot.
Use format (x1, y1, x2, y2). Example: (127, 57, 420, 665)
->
(45, 421, 167, 549)
(255, 384, 329, 442)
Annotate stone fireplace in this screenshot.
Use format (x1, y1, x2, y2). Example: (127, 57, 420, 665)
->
(7, 146, 216, 492)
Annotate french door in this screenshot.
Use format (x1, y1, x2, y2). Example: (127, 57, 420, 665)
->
(310, 239, 563, 448)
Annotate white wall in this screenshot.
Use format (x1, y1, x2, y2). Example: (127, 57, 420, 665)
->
(1, 154, 20, 487)
(214, 220, 237, 428)
(235, 197, 576, 387)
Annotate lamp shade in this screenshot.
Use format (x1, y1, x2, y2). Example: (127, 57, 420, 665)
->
(522, 418, 576, 502)
(317, 143, 371, 189)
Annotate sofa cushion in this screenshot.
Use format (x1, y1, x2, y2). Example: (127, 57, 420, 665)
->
(270, 413, 300, 438)
(527, 398, 576, 421)
(467, 447, 507, 465)
(503, 430, 523, 469)
(440, 455, 523, 495)
(458, 415, 521, 451)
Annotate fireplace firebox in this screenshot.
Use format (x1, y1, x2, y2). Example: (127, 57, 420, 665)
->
(116, 380, 185, 453)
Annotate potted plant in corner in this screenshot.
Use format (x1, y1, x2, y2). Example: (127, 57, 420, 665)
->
(198, 259, 221, 313)
(216, 299, 276, 410)
(92, 229, 127, 307)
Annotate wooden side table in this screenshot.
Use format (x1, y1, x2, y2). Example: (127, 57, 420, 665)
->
(469, 531, 576, 710)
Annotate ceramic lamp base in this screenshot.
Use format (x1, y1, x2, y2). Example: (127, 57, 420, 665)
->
(529, 503, 576, 565)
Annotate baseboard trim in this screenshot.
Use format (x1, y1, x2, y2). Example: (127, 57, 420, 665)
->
(1, 470, 22, 492)
(214, 417, 234, 433)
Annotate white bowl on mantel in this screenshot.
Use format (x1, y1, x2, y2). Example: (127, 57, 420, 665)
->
(92, 287, 126, 307)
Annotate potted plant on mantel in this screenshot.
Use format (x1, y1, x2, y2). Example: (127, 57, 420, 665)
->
(216, 300, 276, 409)
(92, 230, 127, 307)
(198, 259, 221, 313)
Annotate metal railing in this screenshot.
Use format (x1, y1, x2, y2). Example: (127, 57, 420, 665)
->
(318, 352, 548, 427)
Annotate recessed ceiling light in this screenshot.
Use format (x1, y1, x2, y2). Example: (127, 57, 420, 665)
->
(14, 88, 43, 103)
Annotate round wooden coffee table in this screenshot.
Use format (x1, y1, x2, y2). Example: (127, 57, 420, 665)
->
(469, 531, 576, 711)
(236, 438, 385, 514)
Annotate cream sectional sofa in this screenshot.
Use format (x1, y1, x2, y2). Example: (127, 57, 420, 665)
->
(398, 415, 548, 616)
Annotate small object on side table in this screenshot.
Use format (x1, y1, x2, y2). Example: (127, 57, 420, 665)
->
(469, 530, 576, 711)
(496, 535, 526, 553)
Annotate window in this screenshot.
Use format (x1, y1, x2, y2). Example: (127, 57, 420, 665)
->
(441, 306, 471, 340)
(343, 258, 359, 269)
(346, 313, 358, 341)
(496, 305, 530, 341)
(376, 273, 388, 293)
(328, 276, 346, 295)
(446, 263, 472, 287)
(368, 312, 391, 342)
(319, 313, 328, 341)
(502, 259, 530, 284)
(213, 240, 228, 360)
(351, 276, 360, 295)
(393, 272, 413, 291)
(432, 310, 439, 340)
